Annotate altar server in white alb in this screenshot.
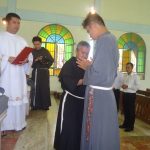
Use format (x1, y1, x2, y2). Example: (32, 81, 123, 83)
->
(0, 13, 31, 131)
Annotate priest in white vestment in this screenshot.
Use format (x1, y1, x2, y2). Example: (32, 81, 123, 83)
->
(0, 13, 31, 131)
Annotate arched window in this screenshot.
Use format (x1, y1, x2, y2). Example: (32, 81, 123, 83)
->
(38, 24, 74, 76)
(118, 32, 146, 79)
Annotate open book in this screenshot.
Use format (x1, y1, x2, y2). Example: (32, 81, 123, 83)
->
(12, 47, 34, 65)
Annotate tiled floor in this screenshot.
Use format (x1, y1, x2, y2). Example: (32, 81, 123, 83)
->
(1, 130, 21, 150)
(119, 113, 150, 150)
(121, 136, 150, 150)
(1, 96, 150, 150)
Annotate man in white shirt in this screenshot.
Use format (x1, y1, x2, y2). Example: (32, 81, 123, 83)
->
(119, 62, 140, 132)
(113, 71, 123, 111)
(0, 13, 31, 131)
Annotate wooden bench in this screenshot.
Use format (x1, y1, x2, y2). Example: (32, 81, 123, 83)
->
(136, 90, 150, 124)
(120, 90, 150, 125)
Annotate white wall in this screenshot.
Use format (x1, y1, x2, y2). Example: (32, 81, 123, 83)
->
(0, 17, 90, 92)
(16, 20, 89, 92)
(1, 18, 150, 91)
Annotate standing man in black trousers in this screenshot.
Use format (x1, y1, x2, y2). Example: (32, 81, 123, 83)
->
(119, 62, 140, 132)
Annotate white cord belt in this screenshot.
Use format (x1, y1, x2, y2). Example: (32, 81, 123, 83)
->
(89, 85, 112, 90)
(60, 90, 84, 133)
(33, 69, 37, 106)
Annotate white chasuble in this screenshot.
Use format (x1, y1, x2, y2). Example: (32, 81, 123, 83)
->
(0, 31, 29, 131)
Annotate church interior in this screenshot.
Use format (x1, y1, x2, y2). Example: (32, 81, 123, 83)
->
(0, 0, 150, 149)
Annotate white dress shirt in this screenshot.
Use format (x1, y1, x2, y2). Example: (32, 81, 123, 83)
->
(122, 72, 140, 93)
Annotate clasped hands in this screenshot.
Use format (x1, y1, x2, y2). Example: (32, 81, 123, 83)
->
(34, 56, 43, 62)
(122, 84, 128, 89)
(76, 58, 92, 70)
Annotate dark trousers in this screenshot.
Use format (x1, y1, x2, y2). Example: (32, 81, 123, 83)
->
(122, 92, 136, 129)
(113, 89, 120, 111)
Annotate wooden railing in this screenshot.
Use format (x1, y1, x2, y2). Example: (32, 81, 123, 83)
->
(135, 90, 150, 124)
(120, 90, 150, 125)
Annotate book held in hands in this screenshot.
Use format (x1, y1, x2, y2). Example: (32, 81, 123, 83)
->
(12, 47, 34, 64)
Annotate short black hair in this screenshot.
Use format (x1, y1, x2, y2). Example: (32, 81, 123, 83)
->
(32, 36, 42, 43)
(76, 41, 90, 51)
(82, 12, 105, 28)
(126, 62, 134, 68)
(3, 12, 21, 22)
